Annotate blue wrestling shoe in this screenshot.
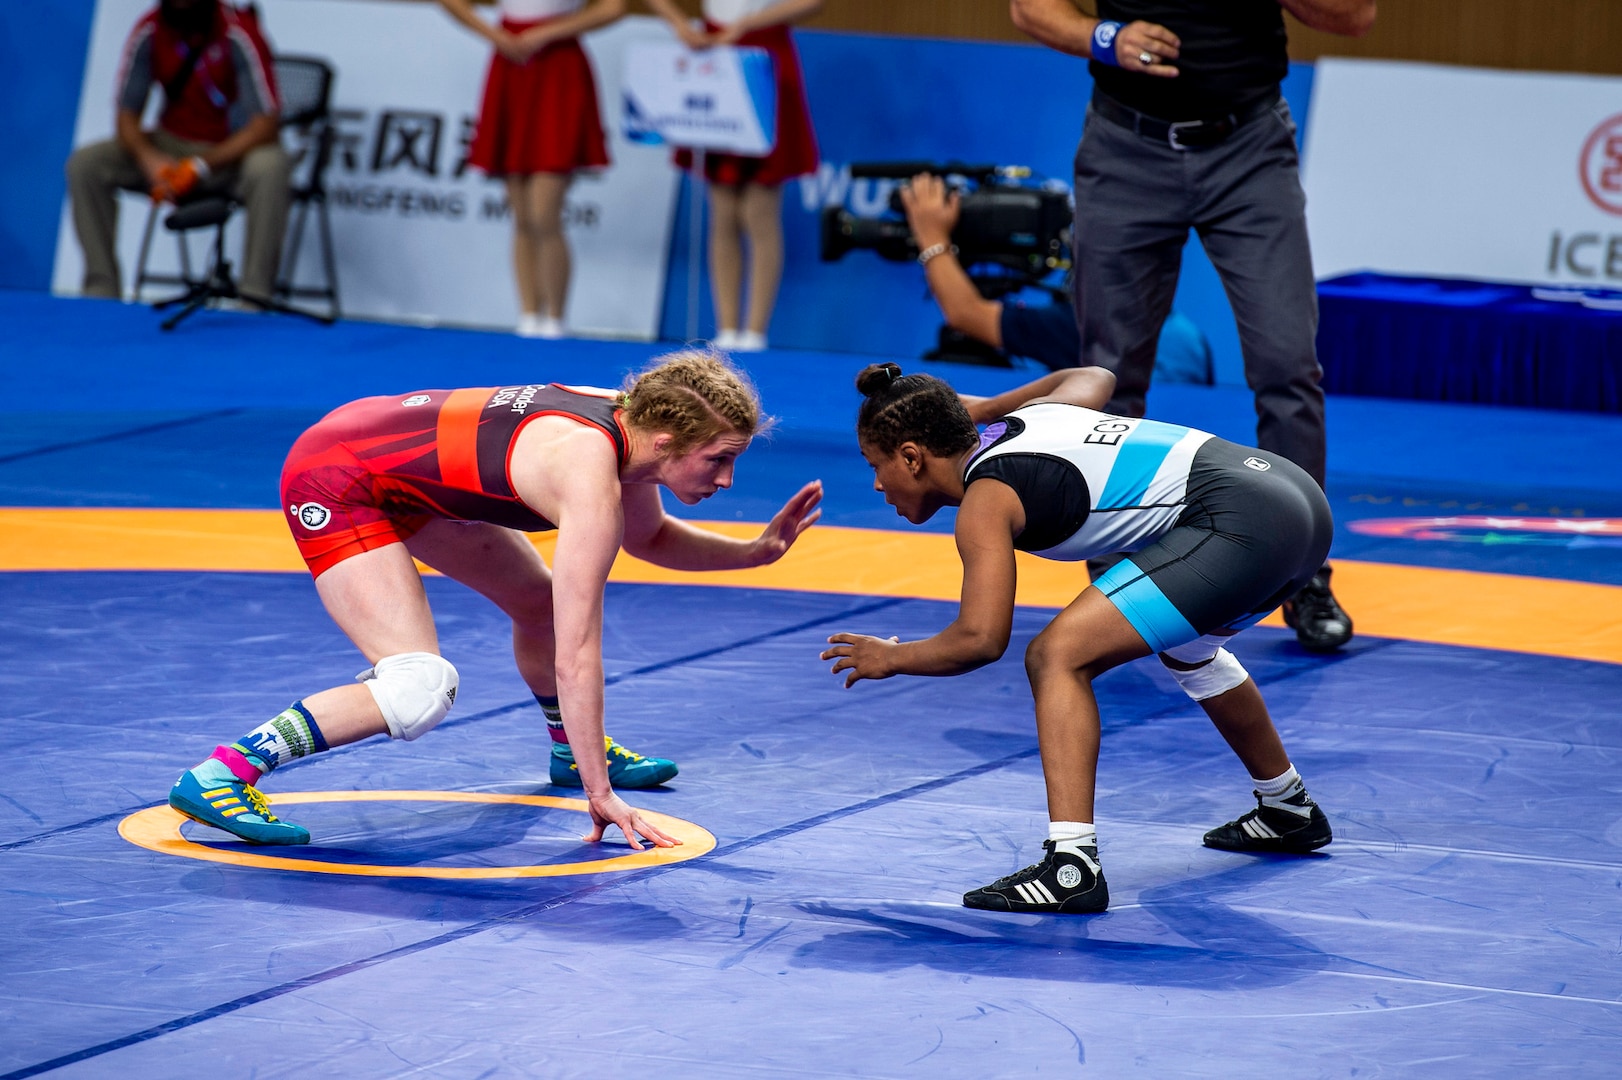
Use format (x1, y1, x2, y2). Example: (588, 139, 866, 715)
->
(549, 737, 678, 789)
(168, 759, 310, 845)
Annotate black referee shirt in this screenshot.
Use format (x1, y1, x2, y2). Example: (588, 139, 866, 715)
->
(1092, 0, 1288, 120)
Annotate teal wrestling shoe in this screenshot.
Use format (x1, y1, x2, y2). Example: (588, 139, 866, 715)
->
(168, 759, 310, 845)
(549, 736, 679, 789)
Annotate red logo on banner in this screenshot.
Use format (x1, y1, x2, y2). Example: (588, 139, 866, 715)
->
(1581, 113, 1622, 216)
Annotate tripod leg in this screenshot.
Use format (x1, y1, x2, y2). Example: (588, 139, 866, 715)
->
(160, 292, 210, 331)
(249, 294, 335, 325)
(152, 280, 208, 312)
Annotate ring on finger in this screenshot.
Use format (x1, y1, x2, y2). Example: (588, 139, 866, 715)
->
(1139, 50, 1156, 65)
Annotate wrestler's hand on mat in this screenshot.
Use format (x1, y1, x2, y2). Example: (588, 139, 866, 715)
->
(748, 480, 824, 565)
(821, 633, 901, 688)
(585, 791, 679, 850)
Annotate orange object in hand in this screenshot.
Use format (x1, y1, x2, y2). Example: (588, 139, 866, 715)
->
(152, 157, 209, 202)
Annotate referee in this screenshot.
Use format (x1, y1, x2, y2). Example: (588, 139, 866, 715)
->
(1008, 0, 1374, 652)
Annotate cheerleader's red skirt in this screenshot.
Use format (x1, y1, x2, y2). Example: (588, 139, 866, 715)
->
(468, 17, 611, 177)
(674, 23, 819, 187)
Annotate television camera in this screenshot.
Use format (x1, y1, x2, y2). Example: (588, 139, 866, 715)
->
(820, 162, 1072, 365)
(820, 161, 1070, 295)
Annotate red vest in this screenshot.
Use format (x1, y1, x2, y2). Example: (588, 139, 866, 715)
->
(119, 4, 278, 143)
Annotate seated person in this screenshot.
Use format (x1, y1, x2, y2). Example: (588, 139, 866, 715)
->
(900, 172, 1212, 381)
(65, 0, 290, 304)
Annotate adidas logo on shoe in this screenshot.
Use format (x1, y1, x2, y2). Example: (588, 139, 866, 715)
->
(1203, 790, 1333, 854)
(962, 840, 1109, 914)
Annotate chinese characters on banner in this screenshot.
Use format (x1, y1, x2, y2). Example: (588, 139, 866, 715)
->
(54, 1, 680, 337)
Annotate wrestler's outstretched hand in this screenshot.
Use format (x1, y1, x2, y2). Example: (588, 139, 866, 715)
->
(749, 480, 823, 565)
(821, 633, 901, 688)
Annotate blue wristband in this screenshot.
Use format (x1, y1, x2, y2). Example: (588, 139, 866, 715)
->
(1091, 21, 1124, 67)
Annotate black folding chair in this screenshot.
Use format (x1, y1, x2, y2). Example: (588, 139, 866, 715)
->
(271, 54, 340, 319)
(133, 54, 341, 329)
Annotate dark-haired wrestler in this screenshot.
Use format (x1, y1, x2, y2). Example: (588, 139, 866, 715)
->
(821, 362, 1333, 913)
(170, 351, 822, 849)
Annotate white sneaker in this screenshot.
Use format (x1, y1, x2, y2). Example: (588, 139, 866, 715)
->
(733, 330, 767, 352)
(517, 314, 566, 339)
(713, 328, 741, 351)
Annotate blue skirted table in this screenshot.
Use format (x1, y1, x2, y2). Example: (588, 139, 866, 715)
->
(1316, 273, 1622, 413)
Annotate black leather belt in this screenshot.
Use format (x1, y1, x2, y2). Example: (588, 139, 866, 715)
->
(1091, 91, 1278, 151)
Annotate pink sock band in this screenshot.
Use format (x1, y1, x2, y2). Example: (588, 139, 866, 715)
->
(210, 745, 263, 784)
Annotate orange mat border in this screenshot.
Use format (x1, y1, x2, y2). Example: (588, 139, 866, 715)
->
(119, 791, 715, 878)
(2, 507, 1618, 665)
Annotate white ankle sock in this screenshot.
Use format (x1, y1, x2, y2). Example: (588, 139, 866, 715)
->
(1254, 765, 1308, 812)
(1048, 820, 1096, 846)
(1253, 765, 1302, 797)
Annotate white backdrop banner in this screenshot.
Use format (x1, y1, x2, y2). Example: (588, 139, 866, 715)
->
(53, 0, 683, 338)
(1303, 58, 1622, 286)
(621, 42, 775, 154)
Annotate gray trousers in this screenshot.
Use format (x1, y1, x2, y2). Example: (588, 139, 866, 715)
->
(65, 131, 292, 302)
(1071, 97, 1327, 488)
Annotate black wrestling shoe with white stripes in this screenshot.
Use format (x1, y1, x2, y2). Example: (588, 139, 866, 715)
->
(962, 840, 1109, 914)
(1203, 790, 1333, 854)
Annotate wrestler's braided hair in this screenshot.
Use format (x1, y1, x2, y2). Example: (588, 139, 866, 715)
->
(854, 363, 977, 457)
(622, 350, 772, 455)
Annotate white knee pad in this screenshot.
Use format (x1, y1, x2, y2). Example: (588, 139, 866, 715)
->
(360, 652, 459, 741)
(1161, 631, 1231, 666)
(1160, 635, 1249, 702)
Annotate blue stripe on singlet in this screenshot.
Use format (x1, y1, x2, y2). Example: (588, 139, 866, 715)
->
(1093, 559, 1197, 653)
(1094, 420, 1188, 510)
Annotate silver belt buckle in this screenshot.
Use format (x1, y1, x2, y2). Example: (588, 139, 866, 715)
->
(1167, 120, 1201, 151)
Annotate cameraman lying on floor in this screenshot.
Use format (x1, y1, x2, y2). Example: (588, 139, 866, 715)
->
(899, 172, 1211, 381)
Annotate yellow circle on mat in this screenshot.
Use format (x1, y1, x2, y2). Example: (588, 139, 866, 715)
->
(118, 790, 716, 879)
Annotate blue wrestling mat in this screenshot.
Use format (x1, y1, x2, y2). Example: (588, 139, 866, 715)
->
(2, 292, 1620, 1077)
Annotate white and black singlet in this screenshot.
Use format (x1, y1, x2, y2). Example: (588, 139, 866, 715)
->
(963, 402, 1333, 651)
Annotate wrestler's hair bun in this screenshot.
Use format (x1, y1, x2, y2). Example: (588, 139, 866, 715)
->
(855, 362, 904, 397)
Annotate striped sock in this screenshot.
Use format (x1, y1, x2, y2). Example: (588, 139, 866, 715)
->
(225, 702, 329, 776)
(536, 693, 569, 746)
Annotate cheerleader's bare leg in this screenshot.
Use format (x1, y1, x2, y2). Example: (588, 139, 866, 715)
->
(707, 183, 745, 336)
(739, 182, 783, 337)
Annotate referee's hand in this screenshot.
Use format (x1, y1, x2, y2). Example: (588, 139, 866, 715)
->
(1115, 20, 1180, 77)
